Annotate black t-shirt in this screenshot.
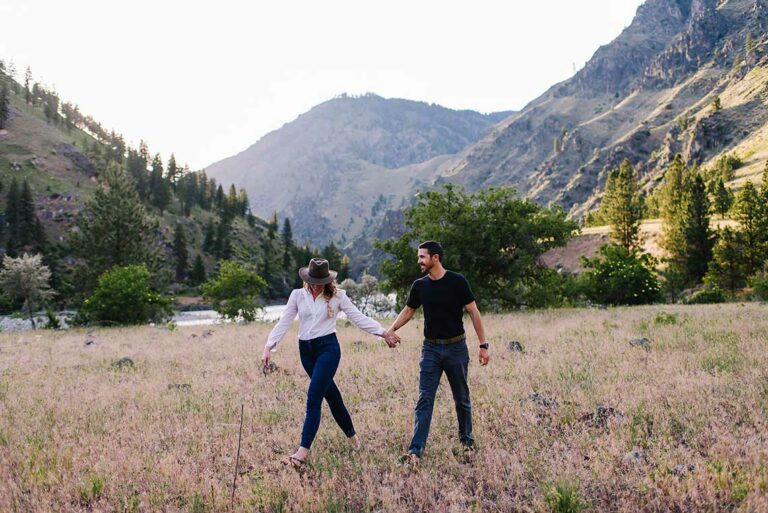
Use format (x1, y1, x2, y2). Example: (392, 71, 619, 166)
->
(406, 270, 476, 340)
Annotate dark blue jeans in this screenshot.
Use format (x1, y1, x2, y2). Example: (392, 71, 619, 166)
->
(298, 333, 355, 449)
(408, 340, 473, 456)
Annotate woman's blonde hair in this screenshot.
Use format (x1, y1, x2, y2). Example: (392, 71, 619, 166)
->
(304, 281, 338, 317)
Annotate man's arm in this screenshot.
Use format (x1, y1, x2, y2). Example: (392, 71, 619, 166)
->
(465, 301, 490, 365)
(386, 305, 416, 346)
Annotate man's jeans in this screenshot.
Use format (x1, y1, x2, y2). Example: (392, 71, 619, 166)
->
(298, 333, 356, 449)
(408, 340, 473, 456)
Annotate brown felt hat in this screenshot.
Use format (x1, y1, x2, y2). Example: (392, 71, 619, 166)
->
(298, 258, 337, 285)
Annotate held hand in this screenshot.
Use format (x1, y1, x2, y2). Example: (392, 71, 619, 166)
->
(383, 331, 400, 348)
(479, 348, 490, 366)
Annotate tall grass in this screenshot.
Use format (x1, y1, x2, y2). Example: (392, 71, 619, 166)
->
(1, 304, 768, 511)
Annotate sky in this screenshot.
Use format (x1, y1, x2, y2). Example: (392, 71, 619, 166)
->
(1, 0, 644, 170)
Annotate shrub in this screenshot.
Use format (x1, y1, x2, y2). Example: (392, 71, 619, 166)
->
(544, 480, 588, 513)
(685, 286, 727, 304)
(748, 273, 768, 301)
(580, 245, 661, 305)
(201, 261, 266, 322)
(79, 265, 172, 325)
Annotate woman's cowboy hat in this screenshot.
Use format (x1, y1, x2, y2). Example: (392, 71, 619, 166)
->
(299, 258, 337, 285)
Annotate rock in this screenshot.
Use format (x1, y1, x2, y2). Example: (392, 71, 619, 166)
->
(625, 449, 645, 464)
(507, 341, 524, 352)
(84, 338, 95, 346)
(581, 404, 623, 428)
(672, 463, 695, 477)
(598, 304, 607, 310)
(167, 383, 192, 391)
(112, 357, 134, 370)
(201, 330, 214, 338)
(629, 337, 651, 350)
(525, 392, 557, 408)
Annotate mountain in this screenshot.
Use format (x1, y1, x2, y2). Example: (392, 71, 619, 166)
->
(444, 0, 768, 216)
(205, 93, 511, 246)
(208, 0, 768, 276)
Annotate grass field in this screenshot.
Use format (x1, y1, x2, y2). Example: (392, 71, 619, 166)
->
(2, 304, 768, 512)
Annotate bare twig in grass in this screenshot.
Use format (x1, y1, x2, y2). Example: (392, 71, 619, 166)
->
(231, 404, 244, 508)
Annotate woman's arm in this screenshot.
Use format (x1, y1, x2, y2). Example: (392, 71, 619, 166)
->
(338, 291, 387, 337)
(264, 290, 299, 351)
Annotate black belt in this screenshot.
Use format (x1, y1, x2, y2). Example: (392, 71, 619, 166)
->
(424, 334, 466, 345)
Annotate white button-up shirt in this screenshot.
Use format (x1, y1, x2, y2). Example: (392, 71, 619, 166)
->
(265, 288, 386, 350)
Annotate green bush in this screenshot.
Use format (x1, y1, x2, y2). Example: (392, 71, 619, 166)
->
(748, 273, 768, 301)
(580, 244, 661, 306)
(544, 480, 588, 513)
(685, 286, 727, 304)
(201, 261, 266, 322)
(79, 265, 172, 325)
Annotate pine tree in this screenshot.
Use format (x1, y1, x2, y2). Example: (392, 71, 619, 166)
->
(713, 179, 734, 219)
(149, 154, 170, 214)
(321, 242, 342, 272)
(172, 223, 189, 282)
(202, 218, 215, 254)
(69, 163, 161, 291)
(268, 212, 278, 240)
(167, 153, 179, 189)
(4, 178, 20, 256)
(682, 174, 715, 283)
(705, 227, 746, 294)
(732, 180, 768, 276)
(24, 67, 32, 104)
(281, 218, 294, 271)
(189, 254, 206, 286)
(600, 159, 644, 250)
(0, 82, 10, 130)
(339, 254, 350, 282)
(214, 184, 225, 212)
(659, 154, 693, 272)
(214, 221, 232, 259)
(18, 180, 37, 248)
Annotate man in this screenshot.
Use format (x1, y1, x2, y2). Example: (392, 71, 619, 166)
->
(387, 240, 490, 464)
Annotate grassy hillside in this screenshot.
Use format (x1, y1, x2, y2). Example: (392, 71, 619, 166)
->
(2, 305, 767, 511)
(0, 77, 275, 299)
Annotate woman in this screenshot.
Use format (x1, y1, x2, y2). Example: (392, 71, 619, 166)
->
(261, 258, 400, 467)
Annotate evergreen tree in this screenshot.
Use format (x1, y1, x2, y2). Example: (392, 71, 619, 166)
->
(0, 82, 9, 130)
(149, 153, 170, 214)
(321, 242, 343, 272)
(682, 174, 715, 283)
(167, 153, 179, 189)
(4, 179, 20, 256)
(24, 67, 32, 104)
(705, 227, 746, 294)
(172, 223, 189, 282)
(189, 254, 206, 286)
(267, 212, 278, 240)
(214, 184, 225, 211)
(225, 184, 238, 219)
(281, 218, 294, 271)
(600, 159, 644, 250)
(659, 155, 693, 274)
(202, 218, 215, 254)
(339, 254, 350, 282)
(713, 179, 734, 219)
(732, 181, 768, 276)
(214, 221, 232, 259)
(69, 163, 162, 292)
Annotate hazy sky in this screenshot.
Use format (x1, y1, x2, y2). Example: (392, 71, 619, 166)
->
(1, 0, 644, 169)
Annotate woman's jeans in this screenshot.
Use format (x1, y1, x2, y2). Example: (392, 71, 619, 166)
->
(408, 339, 474, 457)
(299, 333, 355, 449)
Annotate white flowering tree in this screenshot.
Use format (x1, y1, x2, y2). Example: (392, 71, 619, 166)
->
(0, 253, 55, 328)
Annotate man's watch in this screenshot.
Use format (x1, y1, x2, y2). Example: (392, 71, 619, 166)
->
(479, 342, 490, 350)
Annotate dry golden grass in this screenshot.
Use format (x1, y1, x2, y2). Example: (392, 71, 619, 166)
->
(2, 304, 768, 512)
